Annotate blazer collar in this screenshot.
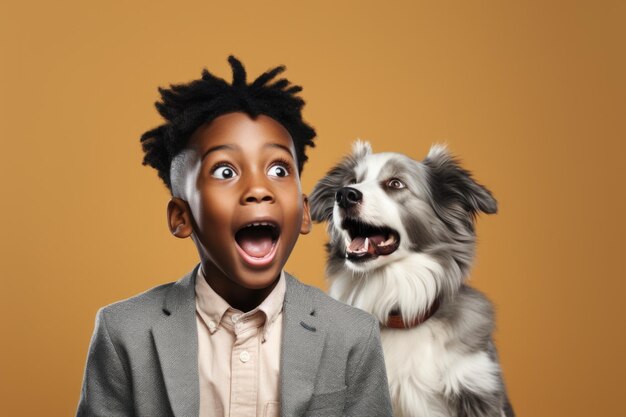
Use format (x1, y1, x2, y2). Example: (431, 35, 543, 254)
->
(280, 272, 327, 417)
(151, 263, 326, 417)
(151, 263, 200, 417)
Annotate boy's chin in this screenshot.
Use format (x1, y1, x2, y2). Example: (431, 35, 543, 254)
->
(232, 267, 283, 290)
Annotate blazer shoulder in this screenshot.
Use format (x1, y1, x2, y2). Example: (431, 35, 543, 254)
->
(299, 280, 378, 333)
(102, 280, 174, 314)
(96, 280, 176, 338)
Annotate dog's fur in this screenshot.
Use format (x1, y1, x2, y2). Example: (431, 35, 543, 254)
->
(309, 141, 514, 417)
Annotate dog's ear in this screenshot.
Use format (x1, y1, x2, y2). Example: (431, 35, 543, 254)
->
(309, 166, 340, 223)
(309, 141, 366, 223)
(423, 144, 497, 231)
(351, 139, 372, 159)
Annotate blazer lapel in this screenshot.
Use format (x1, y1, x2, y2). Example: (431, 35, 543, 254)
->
(152, 263, 201, 417)
(280, 272, 326, 417)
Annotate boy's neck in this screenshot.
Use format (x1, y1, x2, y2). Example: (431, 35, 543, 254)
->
(200, 263, 280, 312)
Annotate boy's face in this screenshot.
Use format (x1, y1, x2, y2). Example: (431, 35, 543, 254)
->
(168, 112, 311, 292)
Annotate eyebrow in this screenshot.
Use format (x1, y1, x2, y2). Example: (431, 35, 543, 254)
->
(265, 143, 295, 159)
(201, 144, 236, 161)
(200, 143, 295, 161)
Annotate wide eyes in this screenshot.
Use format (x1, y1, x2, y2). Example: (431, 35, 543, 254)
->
(386, 178, 406, 189)
(267, 163, 290, 178)
(212, 165, 238, 179)
(210, 162, 290, 179)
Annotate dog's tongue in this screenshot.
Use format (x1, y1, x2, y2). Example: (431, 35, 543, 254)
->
(236, 228, 274, 258)
(349, 234, 386, 255)
(348, 237, 367, 253)
(368, 234, 386, 246)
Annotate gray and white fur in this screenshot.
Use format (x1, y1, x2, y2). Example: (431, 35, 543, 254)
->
(309, 141, 514, 417)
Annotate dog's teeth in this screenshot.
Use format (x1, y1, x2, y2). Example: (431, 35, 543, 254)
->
(379, 234, 397, 247)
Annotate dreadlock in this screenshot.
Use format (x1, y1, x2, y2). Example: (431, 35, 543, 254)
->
(139, 55, 317, 193)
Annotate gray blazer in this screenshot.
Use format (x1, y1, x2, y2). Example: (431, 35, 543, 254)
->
(76, 264, 393, 417)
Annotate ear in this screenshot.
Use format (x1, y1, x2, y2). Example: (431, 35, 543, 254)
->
(309, 148, 361, 223)
(351, 139, 372, 159)
(300, 194, 312, 235)
(309, 176, 333, 223)
(167, 197, 194, 238)
(423, 144, 497, 230)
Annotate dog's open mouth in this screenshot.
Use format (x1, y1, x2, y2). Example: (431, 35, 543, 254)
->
(341, 218, 400, 262)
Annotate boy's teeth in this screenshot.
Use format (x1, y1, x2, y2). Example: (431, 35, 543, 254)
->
(246, 222, 274, 228)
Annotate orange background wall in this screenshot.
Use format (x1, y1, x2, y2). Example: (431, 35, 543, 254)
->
(1, 1, 624, 416)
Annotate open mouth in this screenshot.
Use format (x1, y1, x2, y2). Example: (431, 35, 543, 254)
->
(341, 217, 400, 262)
(234, 222, 280, 267)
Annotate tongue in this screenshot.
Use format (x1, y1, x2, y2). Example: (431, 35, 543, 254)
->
(368, 234, 387, 246)
(349, 236, 368, 253)
(348, 234, 387, 255)
(237, 228, 274, 258)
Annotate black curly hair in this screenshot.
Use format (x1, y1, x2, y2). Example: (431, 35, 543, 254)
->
(139, 55, 317, 194)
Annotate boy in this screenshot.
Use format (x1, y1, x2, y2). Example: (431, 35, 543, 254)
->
(76, 56, 393, 417)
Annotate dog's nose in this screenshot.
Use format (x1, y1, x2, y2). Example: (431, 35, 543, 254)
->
(336, 187, 363, 209)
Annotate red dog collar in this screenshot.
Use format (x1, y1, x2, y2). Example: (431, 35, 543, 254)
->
(384, 299, 440, 329)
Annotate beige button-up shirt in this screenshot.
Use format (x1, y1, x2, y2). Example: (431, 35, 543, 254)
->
(195, 265, 285, 417)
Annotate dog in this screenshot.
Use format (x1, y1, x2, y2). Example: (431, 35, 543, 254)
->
(309, 141, 514, 417)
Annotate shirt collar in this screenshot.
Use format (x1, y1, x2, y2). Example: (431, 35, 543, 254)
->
(195, 265, 286, 342)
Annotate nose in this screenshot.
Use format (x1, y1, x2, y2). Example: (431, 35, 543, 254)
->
(242, 182, 275, 204)
(336, 187, 362, 209)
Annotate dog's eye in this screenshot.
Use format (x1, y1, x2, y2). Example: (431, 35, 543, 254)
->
(387, 178, 406, 189)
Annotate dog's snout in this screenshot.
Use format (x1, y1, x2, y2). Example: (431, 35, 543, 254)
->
(336, 187, 363, 209)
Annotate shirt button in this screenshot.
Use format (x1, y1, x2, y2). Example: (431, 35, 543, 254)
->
(232, 314, 240, 323)
(207, 320, 216, 330)
(239, 351, 250, 363)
